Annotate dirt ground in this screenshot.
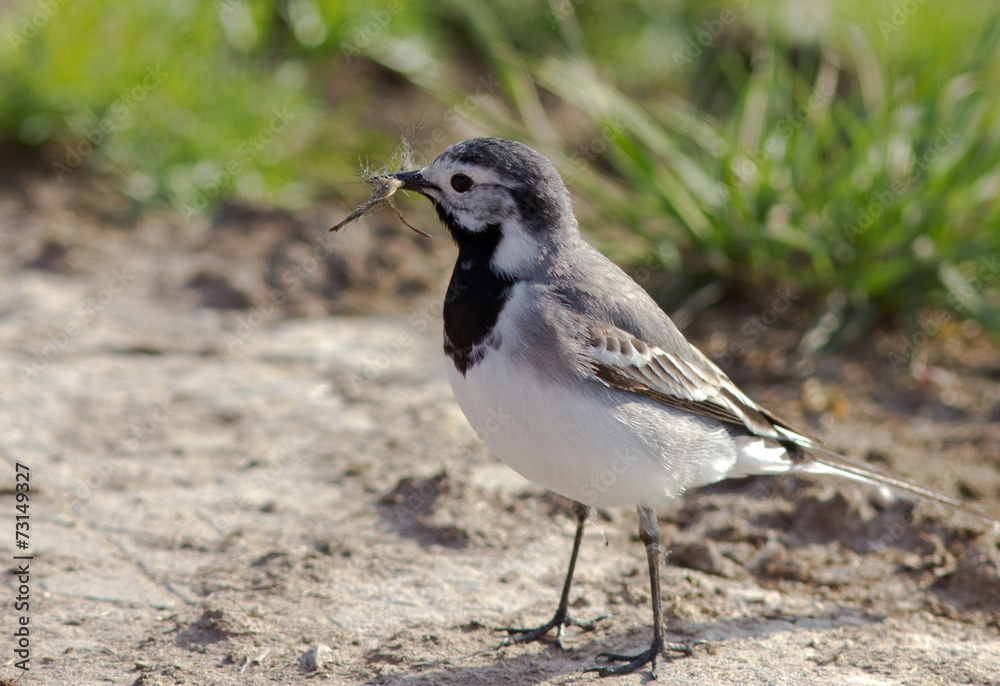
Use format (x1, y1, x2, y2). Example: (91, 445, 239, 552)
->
(2, 168, 1000, 686)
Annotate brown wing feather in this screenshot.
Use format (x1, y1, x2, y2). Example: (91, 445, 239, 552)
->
(583, 320, 818, 448)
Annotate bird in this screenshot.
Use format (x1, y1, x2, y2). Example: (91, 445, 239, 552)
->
(372, 137, 992, 678)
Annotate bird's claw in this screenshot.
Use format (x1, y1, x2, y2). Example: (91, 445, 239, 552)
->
(497, 612, 611, 651)
(584, 637, 708, 678)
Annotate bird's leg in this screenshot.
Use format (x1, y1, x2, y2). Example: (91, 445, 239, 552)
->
(498, 500, 610, 650)
(587, 506, 704, 678)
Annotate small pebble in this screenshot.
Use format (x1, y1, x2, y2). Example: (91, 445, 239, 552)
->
(300, 643, 334, 673)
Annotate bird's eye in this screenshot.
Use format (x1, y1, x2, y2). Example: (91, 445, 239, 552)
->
(450, 174, 473, 192)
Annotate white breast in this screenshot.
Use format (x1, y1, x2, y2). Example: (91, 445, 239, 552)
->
(444, 285, 743, 508)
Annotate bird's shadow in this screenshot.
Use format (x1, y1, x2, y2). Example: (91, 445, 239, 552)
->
(369, 609, 881, 685)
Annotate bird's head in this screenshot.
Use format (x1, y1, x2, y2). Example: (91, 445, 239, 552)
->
(389, 137, 578, 276)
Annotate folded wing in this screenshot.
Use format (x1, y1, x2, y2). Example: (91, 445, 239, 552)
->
(581, 318, 815, 451)
(578, 316, 998, 529)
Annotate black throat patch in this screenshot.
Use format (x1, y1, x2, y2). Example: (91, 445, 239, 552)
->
(441, 221, 516, 376)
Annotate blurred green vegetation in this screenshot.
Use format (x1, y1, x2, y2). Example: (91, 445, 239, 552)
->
(1, 0, 998, 345)
(0, 0, 392, 209)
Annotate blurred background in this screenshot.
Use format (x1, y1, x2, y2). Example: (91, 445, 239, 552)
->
(3, 4, 1000, 682)
(2, 0, 999, 350)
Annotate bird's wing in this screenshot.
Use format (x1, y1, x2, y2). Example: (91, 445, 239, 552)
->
(578, 317, 817, 449)
(575, 314, 1000, 530)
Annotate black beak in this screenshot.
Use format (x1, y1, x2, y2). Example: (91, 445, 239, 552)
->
(389, 169, 437, 193)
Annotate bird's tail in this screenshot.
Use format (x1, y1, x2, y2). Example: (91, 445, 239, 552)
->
(795, 444, 999, 531)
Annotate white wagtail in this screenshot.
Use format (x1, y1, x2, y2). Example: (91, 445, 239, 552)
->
(370, 137, 990, 678)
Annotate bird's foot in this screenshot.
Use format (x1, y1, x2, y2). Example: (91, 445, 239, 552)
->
(585, 636, 709, 679)
(497, 611, 611, 651)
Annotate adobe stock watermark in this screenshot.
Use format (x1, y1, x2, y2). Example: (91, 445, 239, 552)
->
(179, 106, 297, 220)
(888, 254, 999, 370)
(469, 404, 512, 445)
(844, 127, 958, 243)
(546, 0, 584, 26)
(628, 241, 679, 288)
(18, 268, 136, 383)
(198, 438, 302, 538)
(739, 473, 795, 512)
(878, 0, 927, 39)
(222, 228, 343, 352)
(866, 458, 971, 553)
(337, 278, 487, 396)
(4, 0, 73, 52)
(382, 471, 450, 528)
(222, 225, 446, 355)
(339, 0, 404, 60)
(222, 288, 290, 352)
(716, 285, 799, 369)
(338, 298, 440, 395)
(376, 408, 508, 530)
(69, 399, 172, 504)
(733, 82, 835, 183)
(561, 116, 624, 187)
(52, 66, 167, 180)
(410, 74, 502, 163)
(579, 447, 644, 503)
(673, 0, 750, 73)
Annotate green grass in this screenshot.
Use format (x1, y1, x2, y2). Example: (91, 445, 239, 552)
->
(1, 0, 998, 345)
(0, 0, 427, 209)
(370, 0, 1000, 347)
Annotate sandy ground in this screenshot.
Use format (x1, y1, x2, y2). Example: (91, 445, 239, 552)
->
(1, 173, 1000, 685)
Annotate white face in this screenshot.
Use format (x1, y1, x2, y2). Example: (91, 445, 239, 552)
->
(414, 156, 518, 232)
(410, 156, 544, 275)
